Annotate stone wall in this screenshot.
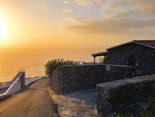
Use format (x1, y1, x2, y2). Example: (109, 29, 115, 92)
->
(51, 64, 134, 94)
(97, 74, 155, 117)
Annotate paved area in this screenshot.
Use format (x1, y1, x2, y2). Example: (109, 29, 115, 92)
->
(0, 79, 60, 117)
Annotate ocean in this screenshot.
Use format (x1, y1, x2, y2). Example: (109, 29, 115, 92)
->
(0, 47, 90, 82)
(0, 54, 45, 82)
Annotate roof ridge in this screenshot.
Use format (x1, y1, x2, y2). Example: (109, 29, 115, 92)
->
(133, 40, 155, 41)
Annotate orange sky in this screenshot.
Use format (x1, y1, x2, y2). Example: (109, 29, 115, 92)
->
(0, 0, 154, 52)
(0, 0, 155, 81)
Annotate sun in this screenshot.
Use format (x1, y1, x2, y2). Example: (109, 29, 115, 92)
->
(0, 17, 8, 41)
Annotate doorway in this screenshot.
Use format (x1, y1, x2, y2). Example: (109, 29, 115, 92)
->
(128, 55, 137, 66)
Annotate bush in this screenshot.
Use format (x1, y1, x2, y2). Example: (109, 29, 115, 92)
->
(45, 58, 77, 77)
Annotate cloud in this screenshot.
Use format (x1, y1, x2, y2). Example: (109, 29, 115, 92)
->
(65, 0, 155, 35)
(99, 0, 155, 18)
(67, 0, 101, 6)
(63, 8, 72, 13)
(128, 0, 155, 15)
(67, 17, 155, 35)
(73, 0, 95, 5)
(64, 17, 87, 25)
(100, 0, 129, 18)
(63, 0, 71, 4)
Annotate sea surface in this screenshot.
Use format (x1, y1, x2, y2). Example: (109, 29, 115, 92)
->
(0, 54, 45, 82)
(0, 48, 53, 82)
(0, 48, 89, 82)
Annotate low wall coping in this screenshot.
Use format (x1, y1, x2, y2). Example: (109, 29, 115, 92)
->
(60, 64, 133, 68)
(97, 74, 155, 89)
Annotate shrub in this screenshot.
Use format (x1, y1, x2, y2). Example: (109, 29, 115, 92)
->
(45, 58, 77, 77)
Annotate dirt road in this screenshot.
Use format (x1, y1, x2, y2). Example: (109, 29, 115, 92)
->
(0, 79, 60, 117)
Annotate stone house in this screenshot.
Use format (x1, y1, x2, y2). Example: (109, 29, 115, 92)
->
(92, 40, 155, 75)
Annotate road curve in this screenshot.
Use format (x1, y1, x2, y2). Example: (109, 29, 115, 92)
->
(0, 79, 60, 117)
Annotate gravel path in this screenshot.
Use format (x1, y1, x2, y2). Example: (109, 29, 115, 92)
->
(49, 89, 98, 117)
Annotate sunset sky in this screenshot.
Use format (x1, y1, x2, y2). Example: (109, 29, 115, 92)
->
(0, 0, 155, 80)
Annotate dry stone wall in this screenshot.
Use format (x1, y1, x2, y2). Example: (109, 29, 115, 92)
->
(51, 64, 134, 94)
(97, 74, 155, 117)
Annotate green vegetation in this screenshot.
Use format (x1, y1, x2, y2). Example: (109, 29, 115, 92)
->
(45, 58, 78, 77)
